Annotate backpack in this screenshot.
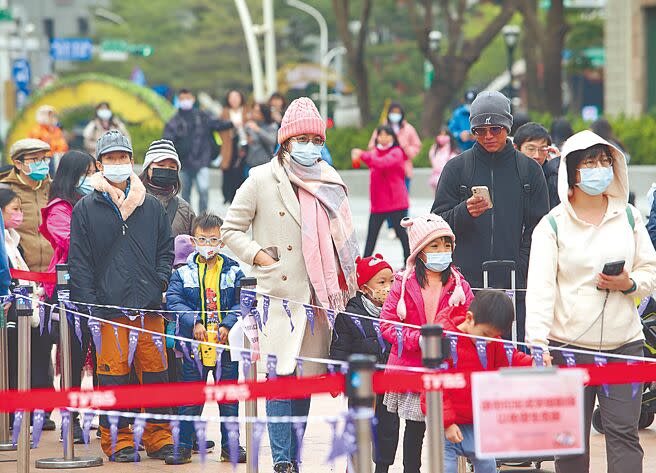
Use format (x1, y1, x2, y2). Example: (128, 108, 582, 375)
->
(547, 205, 635, 248)
(458, 149, 533, 231)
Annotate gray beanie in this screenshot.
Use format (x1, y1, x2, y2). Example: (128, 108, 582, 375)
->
(469, 91, 513, 132)
(96, 130, 132, 160)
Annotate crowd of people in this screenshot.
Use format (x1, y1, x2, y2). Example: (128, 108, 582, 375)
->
(0, 88, 654, 473)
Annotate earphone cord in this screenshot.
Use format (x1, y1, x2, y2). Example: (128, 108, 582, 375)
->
(556, 290, 610, 352)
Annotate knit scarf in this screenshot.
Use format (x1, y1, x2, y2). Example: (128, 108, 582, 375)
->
(361, 292, 382, 318)
(281, 153, 359, 311)
(87, 173, 146, 221)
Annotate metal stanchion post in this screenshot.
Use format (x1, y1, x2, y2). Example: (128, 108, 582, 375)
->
(347, 354, 375, 473)
(421, 324, 448, 473)
(238, 277, 258, 473)
(457, 456, 468, 473)
(0, 302, 16, 451)
(16, 286, 33, 473)
(36, 264, 102, 469)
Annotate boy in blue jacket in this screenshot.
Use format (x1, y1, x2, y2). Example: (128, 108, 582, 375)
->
(164, 213, 246, 465)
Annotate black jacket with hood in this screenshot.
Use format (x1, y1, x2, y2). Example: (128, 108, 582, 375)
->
(330, 292, 391, 365)
(68, 191, 174, 319)
(432, 140, 549, 290)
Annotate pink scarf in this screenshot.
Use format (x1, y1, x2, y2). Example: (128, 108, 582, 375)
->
(87, 173, 146, 221)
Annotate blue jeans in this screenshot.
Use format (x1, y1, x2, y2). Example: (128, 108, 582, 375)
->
(180, 167, 209, 213)
(444, 424, 496, 473)
(265, 377, 311, 466)
(178, 350, 239, 449)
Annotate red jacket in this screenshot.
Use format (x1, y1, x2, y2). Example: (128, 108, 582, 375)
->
(39, 198, 73, 298)
(381, 268, 474, 370)
(421, 305, 533, 428)
(361, 146, 409, 214)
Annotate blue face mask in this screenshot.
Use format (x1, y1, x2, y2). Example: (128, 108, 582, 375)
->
(26, 160, 50, 181)
(422, 251, 452, 273)
(76, 176, 95, 196)
(388, 113, 402, 124)
(577, 167, 613, 196)
(290, 141, 323, 167)
(102, 164, 132, 184)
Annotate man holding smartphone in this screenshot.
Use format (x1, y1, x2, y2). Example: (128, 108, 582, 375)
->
(432, 91, 549, 342)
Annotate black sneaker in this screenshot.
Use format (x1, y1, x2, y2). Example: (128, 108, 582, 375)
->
(110, 446, 140, 463)
(59, 420, 85, 444)
(273, 463, 293, 473)
(148, 444, 175, 460)
(192, 439, 215, 453)
(42, 418, 56, 431)
(220, 445, 246, 463)
(164, 446, 192, 465)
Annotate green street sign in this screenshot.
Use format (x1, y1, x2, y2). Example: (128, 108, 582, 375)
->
(101, 39, 128, 52)
(0, 8, 13, 22)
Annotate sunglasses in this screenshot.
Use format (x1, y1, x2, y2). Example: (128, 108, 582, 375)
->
(472, 126, 504, 137)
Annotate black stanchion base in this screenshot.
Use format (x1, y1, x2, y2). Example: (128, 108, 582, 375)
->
(35, 456, 103, 469)
(0, 442, 16, 451)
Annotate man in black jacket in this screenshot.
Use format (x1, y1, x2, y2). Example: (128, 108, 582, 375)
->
(69, 130, 175, 463)
(432, 91, 549, 342)
(163, 89, 233, 213)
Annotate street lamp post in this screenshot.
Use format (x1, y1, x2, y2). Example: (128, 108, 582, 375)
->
(235, 0, 266, 101)
(286, 0, 328, 118)
(502, 25, 520, 103)
(424, 30, 442, 91)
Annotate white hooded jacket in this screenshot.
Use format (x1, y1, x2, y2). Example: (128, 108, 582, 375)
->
(525, 130, 656, 351)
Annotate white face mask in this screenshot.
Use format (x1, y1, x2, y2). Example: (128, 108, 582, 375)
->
(97, 109, 112, 121)
(102, 164, 133, 184)
(179, 98, 194, 111)
(196, 244, 221, 260)
(388, 112, 403, 124)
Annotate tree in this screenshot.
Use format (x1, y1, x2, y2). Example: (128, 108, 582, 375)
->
(332, 0, 374, 125)
(518, 0, 568, 115)
(409, 0, 518, 137)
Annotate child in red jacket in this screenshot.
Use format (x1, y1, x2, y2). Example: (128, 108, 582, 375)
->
(422, 290, 533, 473)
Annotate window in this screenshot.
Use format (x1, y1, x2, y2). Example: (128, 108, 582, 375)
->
(78, 17, 89, 36)
(43, 18, 54, 41)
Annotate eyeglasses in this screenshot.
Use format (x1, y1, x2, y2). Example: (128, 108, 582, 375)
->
(192, 236, 222, 246)
(523, 146, 549, 155)
(579, 155, 613, 169)
(471, 126, 504, 137)
(289, 136, 325, 146)
(20, 156, 50, 165)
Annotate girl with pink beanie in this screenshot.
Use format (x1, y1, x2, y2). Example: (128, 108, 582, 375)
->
(380, 214, 473, 473)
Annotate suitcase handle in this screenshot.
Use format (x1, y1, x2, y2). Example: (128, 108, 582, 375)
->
(481, 260, 516, 272)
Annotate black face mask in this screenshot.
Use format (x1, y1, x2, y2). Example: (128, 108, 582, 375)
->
(150, 167, 178, 188)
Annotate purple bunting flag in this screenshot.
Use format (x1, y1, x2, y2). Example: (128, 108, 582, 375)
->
(240, 289, 256, 319)
(340, 364, 349, 375)
(628, 361, 641, 399)
(49, 304, 56, 333)
(326, 420, 343, 463)
(262, 295, 270, 326)
(88, 319, 102, 355)
(108, 413, 119, 456)
(282, 299, 295, 332)
(251, 307, 263, 332)
(267, 354, 278, 380)
(151, 333, 166, 366)
(180, 340, 191, 361)
(127, 329, 139, 367)
(296, 359, 304, 378)
(61, 409, 71, 457)
(73, 313, 83, 347)
(293, 421, 306, 463)
(226, 421, 240, 468)
(191, 341, 203, 376)
(304, 305, 316, 335)
(372, 321, 386, 353)
(475, 338, 488, 369)
(31, 410, 45, 448)
(140, 312, 145, 330)
(215, 347, 224, 380)
(194, 420, 208, 464)
(503, 341, 514, 366)
(447, 334, 458, 368)
(327, 364, 335, 374)
(133, 416, 146, 462)
(175, 314, 180, 335)
(350, 316, 366, 337)
(11, 411, 22, 446)
(114, 326, 122, 356)
(594, 355, 610, 397)
(170, 419, 180, 458)
(251, 421, 266, 470)
(38, 304, 45, 335)
(562, 351, 576, 367)
(82, 411, 94, 445)
(505, 290, 515, 300)
(396, 326, 403, 358)
(532, 346, 545, 367)
(241, 351, 252, 380)
(326, 309, 336, 330)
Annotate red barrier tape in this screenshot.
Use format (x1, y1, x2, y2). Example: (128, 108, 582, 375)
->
(2, 363, 655, 413)
(10, 268, 57, 284)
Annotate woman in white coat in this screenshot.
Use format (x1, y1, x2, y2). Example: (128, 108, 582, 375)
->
(526, 130, 656, 473)
(222, 97, 359, 473)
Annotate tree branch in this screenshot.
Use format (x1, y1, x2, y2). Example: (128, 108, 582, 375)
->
(462, 0, 517, 65)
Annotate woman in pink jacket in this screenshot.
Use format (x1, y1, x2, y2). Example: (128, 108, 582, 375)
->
(39, 150, 98, 443)
(353, 124, 410, 261)
(380, 214, 473, 473)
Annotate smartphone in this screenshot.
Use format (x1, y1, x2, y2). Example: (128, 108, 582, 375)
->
(471, 186, 493, 208)
(602, 260, 625, 276)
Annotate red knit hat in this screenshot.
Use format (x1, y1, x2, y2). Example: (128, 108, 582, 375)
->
(278, 97, 326, 145)
(356, 254, 393, 288)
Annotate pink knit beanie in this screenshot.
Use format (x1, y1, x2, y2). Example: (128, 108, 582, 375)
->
(278, 97, 326, 145)
(396, 214, 466, 320)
